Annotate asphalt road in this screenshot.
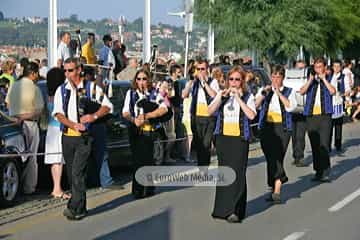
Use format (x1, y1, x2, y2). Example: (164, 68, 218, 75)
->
(0, 122, 359, 240)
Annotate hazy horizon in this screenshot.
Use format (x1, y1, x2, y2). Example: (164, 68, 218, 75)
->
(1, 0, 185, 26)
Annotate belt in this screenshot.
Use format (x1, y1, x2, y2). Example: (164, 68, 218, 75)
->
(23, 119, 38, 122)
(140, 129, 156, 136)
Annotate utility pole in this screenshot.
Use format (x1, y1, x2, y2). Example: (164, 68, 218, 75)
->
(48, 0, 57, 67)
(143, 0, 151, 63)
(207, 0, 215, 64)
(168, 0, 194, 77)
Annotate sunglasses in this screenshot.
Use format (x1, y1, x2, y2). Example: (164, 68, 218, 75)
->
(229, 77, 241, 81)
(64, 68, 75, 73)
(136, 77, 148, 81)
(196, 68, 206, 71)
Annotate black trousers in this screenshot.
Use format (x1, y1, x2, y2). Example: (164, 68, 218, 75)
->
(291, 114, 307, 161)
(260, 123, 291, 188)
(173, 107, 186, 159)
(62, 135, 93, 214)
(191, 116, 216, 166)
(131, 131, 157, 198)
(306, 114, 332, 173)
(212, 136, 249, 220)
(329, 117, 343, 151)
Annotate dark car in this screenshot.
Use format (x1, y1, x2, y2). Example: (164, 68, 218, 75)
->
(0, 112, 27, 206)
(105, 80, 132, 167)
(37, 80, 133, 169)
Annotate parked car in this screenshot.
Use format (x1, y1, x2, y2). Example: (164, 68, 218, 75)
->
(0, 112, 27, 206)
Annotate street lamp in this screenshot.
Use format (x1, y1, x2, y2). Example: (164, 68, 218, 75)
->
(208, 0, 214, 64)
(48, 0, 57, 67)
(168, 0, 194, 77)
(143, 0, 151, 63)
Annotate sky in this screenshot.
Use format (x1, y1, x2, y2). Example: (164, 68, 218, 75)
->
(1, 0, 185, 26)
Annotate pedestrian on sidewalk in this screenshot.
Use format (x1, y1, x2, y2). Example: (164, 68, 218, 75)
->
(44, 67, 70, 200)
(6, 62, 44, 195)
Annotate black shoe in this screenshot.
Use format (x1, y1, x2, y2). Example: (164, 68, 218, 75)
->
(336, 148, 345, 154)
(295, 159, 307, 167)
(319, 169, 331, 182)
(102, 183, 125, 190)
(226, 214, 241, 223)
(291, 159, 299, 165)
(311, 172, 323, 182)
(271, 193, 281, 204)
(265, 193, 281, 204)
(63, 208, 87, 221)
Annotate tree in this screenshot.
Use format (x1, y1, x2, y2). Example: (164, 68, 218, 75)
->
(195, 0, 360, 61)
(69, 14, 79, 22)
(0, 11, 4, 21)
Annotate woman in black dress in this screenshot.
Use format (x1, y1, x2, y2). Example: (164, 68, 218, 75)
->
(208, 66, 257, 223)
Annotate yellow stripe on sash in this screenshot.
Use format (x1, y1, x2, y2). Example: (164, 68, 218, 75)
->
(196, 103, 209, 117)
(223, 122, 240, 136)
(312, 105, 321, 115)
(64, 128, 82, 137)
(141, 123, 154, 132)
(266, 111, 282, 123)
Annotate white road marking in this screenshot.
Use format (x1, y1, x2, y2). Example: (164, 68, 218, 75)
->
(283, 231, 307, 240)
(328, 187, 360, 212)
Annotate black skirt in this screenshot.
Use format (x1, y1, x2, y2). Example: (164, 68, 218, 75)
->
(212, 135, 249, 220)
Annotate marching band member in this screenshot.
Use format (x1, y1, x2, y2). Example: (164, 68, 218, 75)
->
(299, 57, 336, 182)
(209, 66, 256, 223)
(182, 59, 220, 168)
(329, 60, 346, 152)
(53, 58, 113, 220)
(256, 65, 297, 203)
(122, 69, 168, 199)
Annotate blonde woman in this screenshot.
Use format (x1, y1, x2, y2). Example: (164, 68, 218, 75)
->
(208, 66, 256, 223)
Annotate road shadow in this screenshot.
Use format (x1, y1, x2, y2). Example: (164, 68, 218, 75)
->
(342, 138, 360, 150)
(0, 235, 12, 239)
(93, 208, 171, 240)
(86, 192, 135, 218)
(247, 156, 265, 167)
(87, 184, 188, 218)
(246, 155, 359, 219)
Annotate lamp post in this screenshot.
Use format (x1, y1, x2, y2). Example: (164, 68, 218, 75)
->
(143, 0, 151, 63)
(168, 0, 194, 77)
(207, 0, 214, 64)
(48, 0, 57, 67)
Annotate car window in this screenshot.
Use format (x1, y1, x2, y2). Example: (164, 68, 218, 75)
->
(109, 83, 130, 120)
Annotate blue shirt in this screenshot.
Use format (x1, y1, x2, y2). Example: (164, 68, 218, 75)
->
(48, 102, 60, 127)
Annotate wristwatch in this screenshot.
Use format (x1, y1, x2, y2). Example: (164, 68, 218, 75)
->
(93, 114, 98, 120)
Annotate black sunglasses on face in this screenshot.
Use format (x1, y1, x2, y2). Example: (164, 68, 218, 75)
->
(64, 68, 75, 73)
(136, 77, 148, 81)
(229, 77, 241, 81)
